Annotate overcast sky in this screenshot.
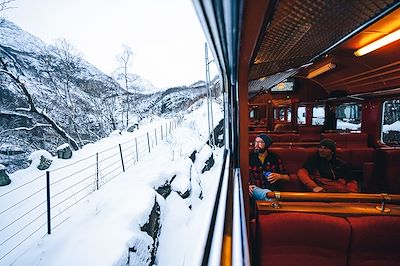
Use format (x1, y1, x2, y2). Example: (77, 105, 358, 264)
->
(4, 0, 213, 89)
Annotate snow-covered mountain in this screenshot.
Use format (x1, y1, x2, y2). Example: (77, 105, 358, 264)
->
(0, 19, 218, 173)
(113, 72, 160, 95)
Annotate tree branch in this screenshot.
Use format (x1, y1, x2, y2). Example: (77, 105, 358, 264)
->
(0, 65, 80, 150)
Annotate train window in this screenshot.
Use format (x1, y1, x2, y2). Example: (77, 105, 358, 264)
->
(279, 109, 285, 121)
(312, 105, 325, 125)
(297, 106, 306, 124)
(336, 103, 361, 131)
(381, 99, 400, 146)
(249, 108, 256, 119)
(275, 106, 291, 122)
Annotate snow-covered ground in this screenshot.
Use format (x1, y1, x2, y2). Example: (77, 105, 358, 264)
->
(0, 99, 224, 266)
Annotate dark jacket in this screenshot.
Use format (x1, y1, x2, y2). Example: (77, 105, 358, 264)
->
(302, 154, 353, 181)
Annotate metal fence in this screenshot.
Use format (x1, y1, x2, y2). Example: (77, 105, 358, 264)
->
(0, 120, 176, 264)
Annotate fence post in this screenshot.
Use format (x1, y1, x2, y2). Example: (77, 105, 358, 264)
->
(154, 128, 157, 146)
(96, 153, 99, 190)
(135, 137, 139, 162)
(161, 125, 163, 140)
(119, 144, 125, 172)
(46, 171, 51, 234)
(147, 132, 151, 153)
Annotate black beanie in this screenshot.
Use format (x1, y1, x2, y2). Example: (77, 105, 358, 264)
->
(320, 138, 336, 153)
(257, 134, 273, 148)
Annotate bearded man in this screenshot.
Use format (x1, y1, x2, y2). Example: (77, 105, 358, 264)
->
(248, 134, 290, 200)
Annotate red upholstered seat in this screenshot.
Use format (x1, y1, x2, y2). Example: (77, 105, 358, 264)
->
(347, 216, 400, 266)
(346, 133, 369, 148)
(256, 212, 351, 266)
(321, 133, 347, 148)
(378, 149, 400, 193)
(269, 147, 316, 175)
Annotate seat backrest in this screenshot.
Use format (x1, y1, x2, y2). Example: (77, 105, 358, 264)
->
(269, 147, 317, 174)
(321, 133, 347, 148)
(256, 212, 350, 266)
(299, 126, 322, 141)
(346, 133, 369, 148)
(347, 216, 400, 266)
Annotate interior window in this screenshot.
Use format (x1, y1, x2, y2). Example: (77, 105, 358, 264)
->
(382, 99, 400, 146)
(336, 103, 361, 131)
(279, 108, 285, 121)
(297, 106, 306, 124)
(312, 105, 325, 125)
(249, 108, 256, 119)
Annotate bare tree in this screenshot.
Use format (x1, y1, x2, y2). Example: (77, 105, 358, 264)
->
(116, 45, 133, 128)
(38, 39, 84, 146)
(0, 46, 80, 150)
(0, 0, 15, 23)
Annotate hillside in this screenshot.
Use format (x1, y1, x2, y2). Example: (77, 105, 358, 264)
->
(0, 20, 219, 173)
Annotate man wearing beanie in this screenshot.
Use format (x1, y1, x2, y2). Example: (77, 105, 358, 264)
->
(249, 134, 290, 201)
(297, 138, 358, 192)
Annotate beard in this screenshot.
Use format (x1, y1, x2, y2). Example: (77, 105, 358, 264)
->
(255, 147, 267, 154)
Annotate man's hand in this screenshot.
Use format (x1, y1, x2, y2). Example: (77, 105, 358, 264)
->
(313, 186, 325, 193)
(249, 185, 255, 196)
(267, 173, 281, 183)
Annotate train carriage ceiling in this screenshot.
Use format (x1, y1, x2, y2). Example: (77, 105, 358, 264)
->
(248, 0, 400, 97)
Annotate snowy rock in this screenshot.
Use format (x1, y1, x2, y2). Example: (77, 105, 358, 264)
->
(189, 150, 196, 163)
(193, 144, 215, 174)
(57, 144, 72, 159)
(0, 164, 11, 186)
(155, 179, 174, 199)
(201, 153, 215, 174)
(137, 199, 161, 266)
(28, 150, 53, 170)
(127, 233, 153, 266)
(127, 123, 139, 132)
(109, 130, 122, 137)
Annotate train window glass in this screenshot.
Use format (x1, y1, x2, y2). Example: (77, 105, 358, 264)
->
(297, 106, 306, 124)
(249, 108, 255, 119)
(279, 109, 285, 121)
(381, 99, 400, 146)
(273, 108, 278, 120)
(336, 103, 361, 131)
(287, 108, 291, 122)
(312, 105, 325, 125)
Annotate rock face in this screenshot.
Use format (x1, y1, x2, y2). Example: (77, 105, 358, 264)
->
(155, 179, 174, 199)
(57, 144, 72, 159)
(127, 136, 220, 265)
(201, 153, 215, 174)
(28, 150, 53, 170)
(128, 198, 162, 266)
(0, 165, 11, 186)
(207, 118, 224, 148)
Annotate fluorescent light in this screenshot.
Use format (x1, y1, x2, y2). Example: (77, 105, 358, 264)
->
(354, 28, 400, 57)
(307, 63, 336, 78)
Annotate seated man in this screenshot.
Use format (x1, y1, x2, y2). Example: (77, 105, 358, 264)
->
(249, 134, 290, 200)
(297, 138, 358, 192)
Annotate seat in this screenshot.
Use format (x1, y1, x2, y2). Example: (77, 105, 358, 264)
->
(347, 216, 400, 266)
(256, 212, 351, 266)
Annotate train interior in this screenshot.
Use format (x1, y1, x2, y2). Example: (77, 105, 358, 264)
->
(194, 0, 400, 265)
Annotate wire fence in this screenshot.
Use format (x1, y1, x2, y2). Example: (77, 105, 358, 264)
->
(0, 120, 177, 264)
